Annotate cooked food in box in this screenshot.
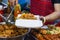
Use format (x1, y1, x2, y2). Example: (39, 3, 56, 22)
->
(19, 13, 37, 20)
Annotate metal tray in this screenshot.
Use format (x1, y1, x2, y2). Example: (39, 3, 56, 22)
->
(0, 22, 31, 40)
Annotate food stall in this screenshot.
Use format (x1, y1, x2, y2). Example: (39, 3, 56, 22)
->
(0, 0, 60, 40)
(0, 1, 30, 40)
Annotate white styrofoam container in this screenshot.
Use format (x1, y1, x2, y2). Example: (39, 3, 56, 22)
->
(15, 14, 43, 28)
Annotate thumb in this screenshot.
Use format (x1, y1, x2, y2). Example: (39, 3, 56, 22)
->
(39, 16, 44, 20)
(39, 16, 46, 23)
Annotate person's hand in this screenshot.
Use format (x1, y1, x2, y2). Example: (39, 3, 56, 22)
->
(8, 0, 18, 6)
(39, 16, 46, 23)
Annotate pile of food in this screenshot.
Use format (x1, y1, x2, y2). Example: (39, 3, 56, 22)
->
(40, 26, 60, 34)
(0, 24, 28, 38)
(31, 25, 60, 40)
(19, 13, 37, 20)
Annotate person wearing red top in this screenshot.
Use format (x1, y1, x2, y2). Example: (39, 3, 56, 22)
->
(30, 0, 60, 25)
(9, 0, 60, 25)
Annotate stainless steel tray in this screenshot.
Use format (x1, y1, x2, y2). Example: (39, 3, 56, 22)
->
(0, 22, 31, 40)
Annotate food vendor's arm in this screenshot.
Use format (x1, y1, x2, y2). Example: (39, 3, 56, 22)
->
(45, 4, 60, 22)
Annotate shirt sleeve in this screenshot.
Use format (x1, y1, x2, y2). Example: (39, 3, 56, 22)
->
(52, 0, 60, 3)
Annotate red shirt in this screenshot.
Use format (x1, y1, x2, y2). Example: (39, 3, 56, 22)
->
(30, 0, 55, 24)
(30, 0, 54, 16)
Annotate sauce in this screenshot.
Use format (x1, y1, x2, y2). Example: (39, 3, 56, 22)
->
(0, 5, 4, 22)
(14, 4, 21, 20)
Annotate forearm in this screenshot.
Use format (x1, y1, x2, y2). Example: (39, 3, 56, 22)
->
(45, 12, 60, 22)
(45, 4, 60, 22)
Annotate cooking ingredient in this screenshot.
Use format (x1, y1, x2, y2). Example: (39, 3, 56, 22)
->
(0, 5, 4, 22)
(14, 4, 21, 20)
(0, 24, 28, 38)
(31, 26, 60, 40)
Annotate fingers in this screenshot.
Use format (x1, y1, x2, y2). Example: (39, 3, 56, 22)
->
(39, 16, 46, 23)
(39, 16, 44, 20)
(8, 0, 18, 6)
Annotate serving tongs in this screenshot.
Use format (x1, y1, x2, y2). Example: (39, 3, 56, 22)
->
(0, 14, 11, 25)
(0, 8, 14, 25)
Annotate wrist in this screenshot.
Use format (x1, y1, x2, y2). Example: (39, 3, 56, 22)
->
(43, 17, 46, 23)
(40, 16, 46, 23)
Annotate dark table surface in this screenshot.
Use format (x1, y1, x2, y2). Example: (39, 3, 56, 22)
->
(24, 33, 37, 40)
